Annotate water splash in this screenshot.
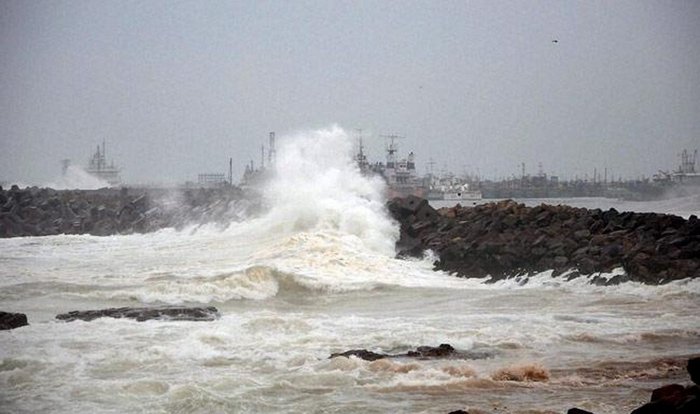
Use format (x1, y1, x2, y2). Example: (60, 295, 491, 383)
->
(45, 165, 110, 190)
(260, 125, 397, 255)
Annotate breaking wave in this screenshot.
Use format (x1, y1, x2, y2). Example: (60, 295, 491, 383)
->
(261, 125, 397, 255)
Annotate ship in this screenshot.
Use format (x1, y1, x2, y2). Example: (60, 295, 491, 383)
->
(653, 149, 700, 190)
(671, 149, 700, 186)
(425, 172, 482, 201)
(356, 134, 426, 199)
(86, 141, 121, 186)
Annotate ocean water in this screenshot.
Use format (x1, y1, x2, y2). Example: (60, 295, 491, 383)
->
(2, 127, 699, 414)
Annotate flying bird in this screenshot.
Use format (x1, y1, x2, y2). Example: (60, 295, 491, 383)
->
(552, 39, 558, 43)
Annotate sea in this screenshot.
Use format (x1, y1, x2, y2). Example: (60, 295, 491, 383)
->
(2, 127, 699, 414)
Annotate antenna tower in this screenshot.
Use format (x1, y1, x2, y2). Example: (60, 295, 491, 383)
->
(380, 134, 404, 168)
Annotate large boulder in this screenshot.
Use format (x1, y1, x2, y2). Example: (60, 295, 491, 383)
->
(0, 311, 28, 330)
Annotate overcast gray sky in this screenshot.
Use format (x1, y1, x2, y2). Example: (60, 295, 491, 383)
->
(1, 0, 699, 185)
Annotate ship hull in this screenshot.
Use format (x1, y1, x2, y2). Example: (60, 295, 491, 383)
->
(426, 190, 482, 201)
(387, 186, 427, 200)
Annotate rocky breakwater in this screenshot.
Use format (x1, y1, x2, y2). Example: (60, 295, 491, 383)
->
(0, 185, 256, 238)
(388, 196, 700, 284)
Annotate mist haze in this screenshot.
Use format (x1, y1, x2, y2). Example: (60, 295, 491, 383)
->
(1, 0, 699, 186)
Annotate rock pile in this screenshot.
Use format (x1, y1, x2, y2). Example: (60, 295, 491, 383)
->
(0, 311, 28, 330)
(0, 185, 255, 238)
(388, 196, 700, 284)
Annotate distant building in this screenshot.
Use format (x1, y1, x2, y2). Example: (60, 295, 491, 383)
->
(197, 173, 226, 187)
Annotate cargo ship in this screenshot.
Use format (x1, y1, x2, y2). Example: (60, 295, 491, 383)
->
(355, 134, 426, 199)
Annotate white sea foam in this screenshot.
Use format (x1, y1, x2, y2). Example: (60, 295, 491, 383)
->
(261, 126, 397, 254)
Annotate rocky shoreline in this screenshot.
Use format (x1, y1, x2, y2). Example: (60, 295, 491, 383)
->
(388, 196, 700, 284)
(0, 185, 257, 237)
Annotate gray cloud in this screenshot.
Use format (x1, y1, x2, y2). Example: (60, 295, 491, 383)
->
(1, 0, 699, 186)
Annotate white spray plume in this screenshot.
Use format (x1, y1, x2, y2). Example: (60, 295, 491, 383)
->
(46, 165, 111, 190)
(261, 125, 398, 255)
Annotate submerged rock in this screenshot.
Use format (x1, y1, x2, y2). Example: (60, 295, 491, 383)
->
(406, 343, 457, 358)
(330, 343, 492, 361)
(55, 306, 220, 322)
(329, 349, 388, 361)
(0, 311, 29, 330)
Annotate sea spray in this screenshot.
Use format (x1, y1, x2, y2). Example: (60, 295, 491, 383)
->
(261, 126, 397, 255)
(44, 165, 111, 190)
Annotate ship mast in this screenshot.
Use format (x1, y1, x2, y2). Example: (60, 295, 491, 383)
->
(381, 134, 404, 169)
(354, 129, 370, 171)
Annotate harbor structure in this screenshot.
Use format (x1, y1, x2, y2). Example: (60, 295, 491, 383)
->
(241, 132, 276, 188)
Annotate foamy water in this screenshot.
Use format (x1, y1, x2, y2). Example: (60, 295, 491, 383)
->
(2, 127, 699, 413)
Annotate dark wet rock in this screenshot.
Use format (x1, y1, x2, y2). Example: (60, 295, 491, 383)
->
(689, 357, 700, 385)
(329, 349, 388, 361)
(628, 358, 700, 414)
(406, 344, 456, 358)
(388, 196, 700, 285)
(651, 384, 687, 406)
(55, 306, 220, 322)
(567, 409, 595, 414)
(0, 311, 29, 330)
(631, 400, 678, 414)
(330, 343, 492, 361)
(447, 410, 469, 414)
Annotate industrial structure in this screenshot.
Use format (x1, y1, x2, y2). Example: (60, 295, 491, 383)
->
(241, 132, 277, 188)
